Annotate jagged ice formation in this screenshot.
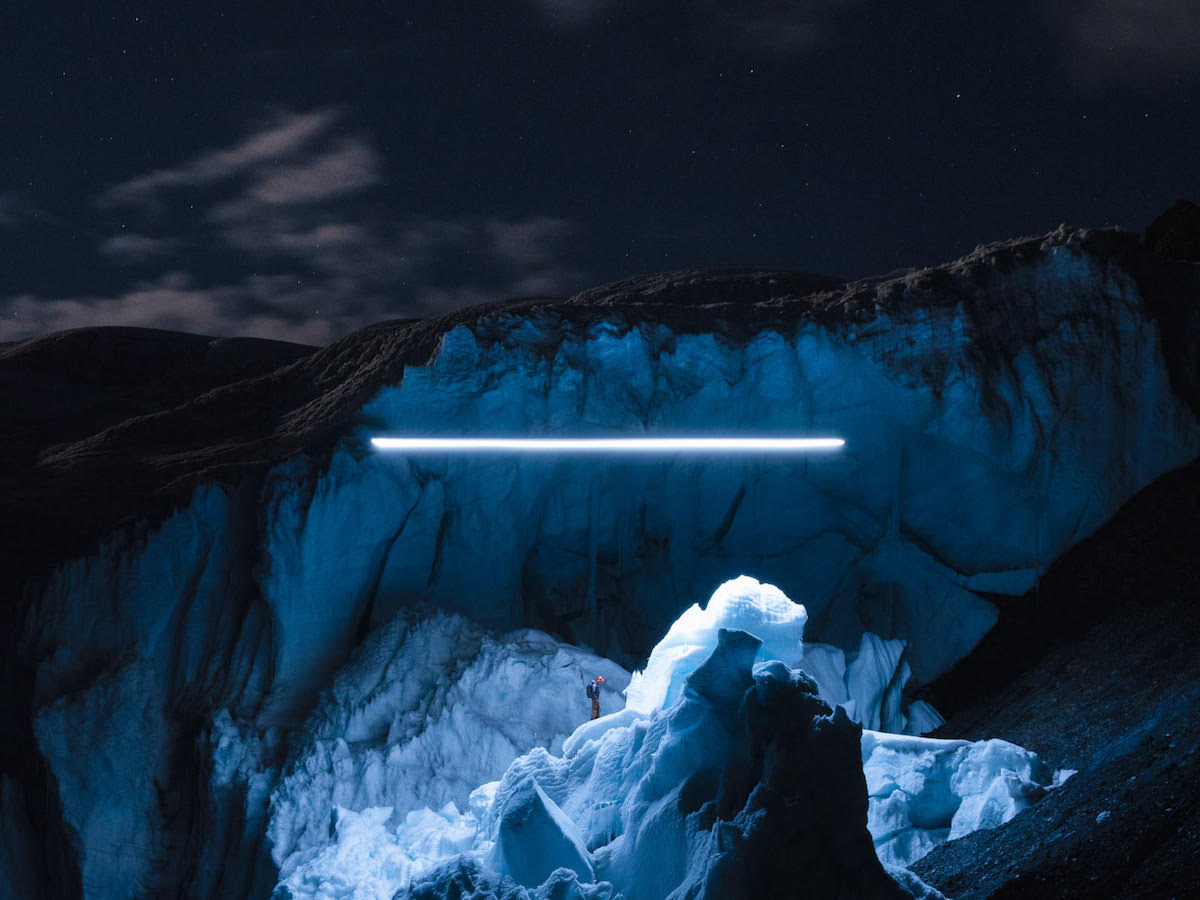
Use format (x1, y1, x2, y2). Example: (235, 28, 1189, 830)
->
(273, 577, 1060, 899)
(2, 223, 1198, 897)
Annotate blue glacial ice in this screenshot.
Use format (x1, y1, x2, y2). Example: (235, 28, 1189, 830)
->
(16, 234, 1195, 897)
(861, 730, 1061, 867)
(271, 577, 1061, 899)
(268, 608, 631, 880)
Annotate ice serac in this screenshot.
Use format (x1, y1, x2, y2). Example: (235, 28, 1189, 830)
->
(386, 625, 910, 900)
(267, 608, 630, 883)
(623, 575, 807, 714)
(279, 578, 1047, 899)
(5, 225, 1200, 897)
(622, 575, 934, 734)
(401, 859, 614, 900)
(489, 779, 595, 888)
(862, 731, 1057, 867)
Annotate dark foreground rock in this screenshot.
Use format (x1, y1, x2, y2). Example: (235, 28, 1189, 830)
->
(920, 457, 1200, 897)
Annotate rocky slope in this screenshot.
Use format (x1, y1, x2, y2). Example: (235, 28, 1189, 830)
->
(1, 206, 1198, 898)
(916, 456, 1200, 897)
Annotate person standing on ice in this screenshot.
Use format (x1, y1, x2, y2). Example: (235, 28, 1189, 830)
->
(587, 675, 605, 720)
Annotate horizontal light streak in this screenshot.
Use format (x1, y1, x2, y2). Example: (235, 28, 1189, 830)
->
(370, 437, 845, 453)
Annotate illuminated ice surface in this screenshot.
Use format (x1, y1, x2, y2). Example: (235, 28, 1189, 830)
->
(20, 239, 1194, 897)
(861, 730, 1066, 868)
(267, 609, 632, 877)
(272, 578, 1062, 899)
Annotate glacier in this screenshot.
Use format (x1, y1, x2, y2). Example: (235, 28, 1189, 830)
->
(5, 226, 1199, 897)
(271, 577, 1060, 899)
(267, 607, 632, 879)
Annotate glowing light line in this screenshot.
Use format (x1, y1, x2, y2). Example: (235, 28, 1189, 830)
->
(370, 437, 844, 453)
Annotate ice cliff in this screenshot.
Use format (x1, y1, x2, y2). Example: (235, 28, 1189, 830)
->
(2, 222, 1199, 898)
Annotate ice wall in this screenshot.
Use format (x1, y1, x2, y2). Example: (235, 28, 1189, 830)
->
(11, 234, 1200, 898)
(319, 242, 1199, 692)
(33, 660, 167, 900)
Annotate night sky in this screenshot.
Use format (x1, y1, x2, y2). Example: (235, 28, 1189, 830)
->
(2, 1, 1198, 345)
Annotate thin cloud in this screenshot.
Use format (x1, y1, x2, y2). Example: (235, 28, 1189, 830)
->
(719, 0, 857, 56)
(98, 233, 179, 264)
(0, 193, 56, 230)
(523, 0, 860, 54)
(1, 215, 586, 345)
(248, 138, 382, 206)
(1053, 0, 1200, 86)
(525, 0, 616, 28)
(736, 17, 823, 56)
(486, 217, 577, 267)
(99, 109, 341, 208)
(0, 195, 21, 230)
(4, 275, 345, 346)
(9, 109, 588, 345)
